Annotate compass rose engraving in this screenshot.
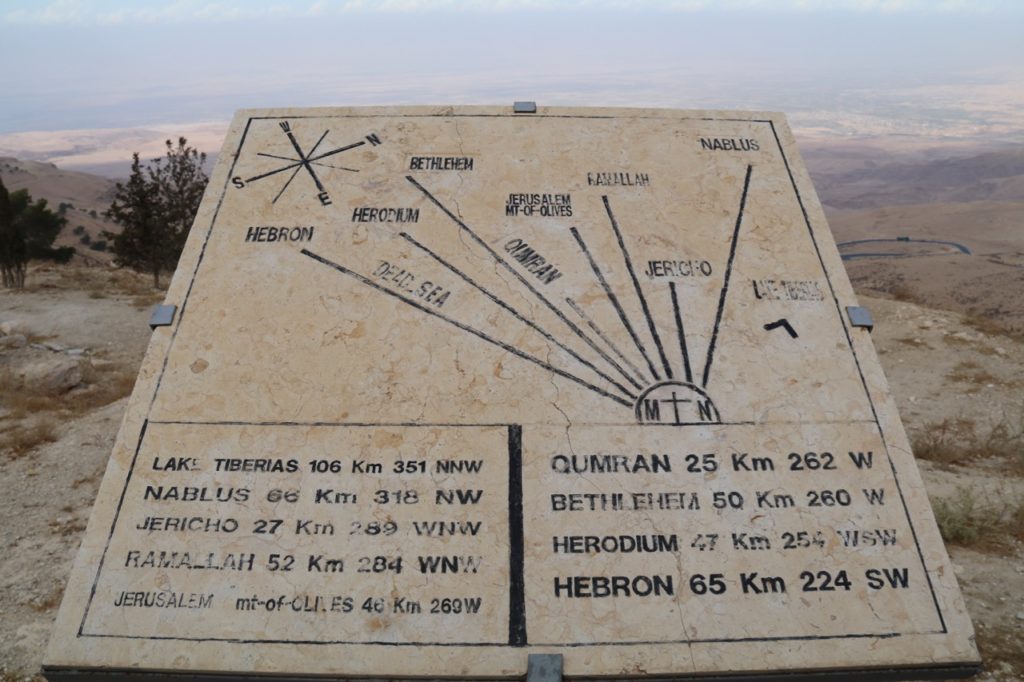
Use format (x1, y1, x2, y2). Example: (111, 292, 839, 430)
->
(232, 121, 381, 206)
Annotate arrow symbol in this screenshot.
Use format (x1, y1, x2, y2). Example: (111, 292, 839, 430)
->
(764, 318, 798, 338)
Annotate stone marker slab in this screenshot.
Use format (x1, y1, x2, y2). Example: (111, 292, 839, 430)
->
(44, 106, 980, 681)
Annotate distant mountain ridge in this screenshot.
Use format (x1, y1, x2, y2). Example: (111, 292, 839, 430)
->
(812, 147, 1024, 209)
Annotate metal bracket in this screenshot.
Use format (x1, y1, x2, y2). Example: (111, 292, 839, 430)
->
(846, 306, 874, 332)
(527, 654, 562, 682)
(513, 101, 537, 114)
(149, 304, 177, 330)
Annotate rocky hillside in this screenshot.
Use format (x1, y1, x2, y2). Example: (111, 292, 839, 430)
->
(0, 158, 120, 264)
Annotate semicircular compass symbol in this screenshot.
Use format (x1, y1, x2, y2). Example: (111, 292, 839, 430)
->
(232, 121, 382, 206)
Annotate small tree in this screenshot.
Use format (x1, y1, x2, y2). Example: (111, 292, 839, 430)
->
(10, 190, 69, 260)
(105, 153, 172, 287)
(105, 138, 208, 288)
(151, 137, 208, 255)
(0, 178, 27, 288)
(0, 180, 70, 286)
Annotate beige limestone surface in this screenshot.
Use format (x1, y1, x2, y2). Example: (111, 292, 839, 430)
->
(44, 106, 979, 680)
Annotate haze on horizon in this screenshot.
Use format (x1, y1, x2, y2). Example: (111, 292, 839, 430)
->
(2, 0, 1022, 174)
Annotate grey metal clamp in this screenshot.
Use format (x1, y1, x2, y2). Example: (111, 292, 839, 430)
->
(846, 305, 874, 332)
(526, 654, 562, 682)
(149, 304, 177, 330)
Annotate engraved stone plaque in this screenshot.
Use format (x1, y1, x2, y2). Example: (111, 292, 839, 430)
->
(44, 106, 980, 681)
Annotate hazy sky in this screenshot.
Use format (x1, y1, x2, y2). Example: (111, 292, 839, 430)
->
(2, 0, 1023, 136)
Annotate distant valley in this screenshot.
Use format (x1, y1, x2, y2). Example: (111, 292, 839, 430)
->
(802, 143, 1024, 334)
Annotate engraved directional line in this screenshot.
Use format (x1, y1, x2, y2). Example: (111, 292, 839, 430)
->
(570, 226, 660, 382)
(603, 196, 674, 381)
(301, 249, 633, 408)
(308, 140, 366, 163)
(668, 282, 694, 384)
(257, 152, 358, 173)
(702, 163, 753, 388)
(245, 161, 307, 184)
(400, 232, 639, 398)
(288, 130, 321, 190)
(272, 165, 304, 204)
(292, 127, 329, 192)
(258, 152, 304, 163)
(565, 297, 649, 387)
(406, 176, 641, 391)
